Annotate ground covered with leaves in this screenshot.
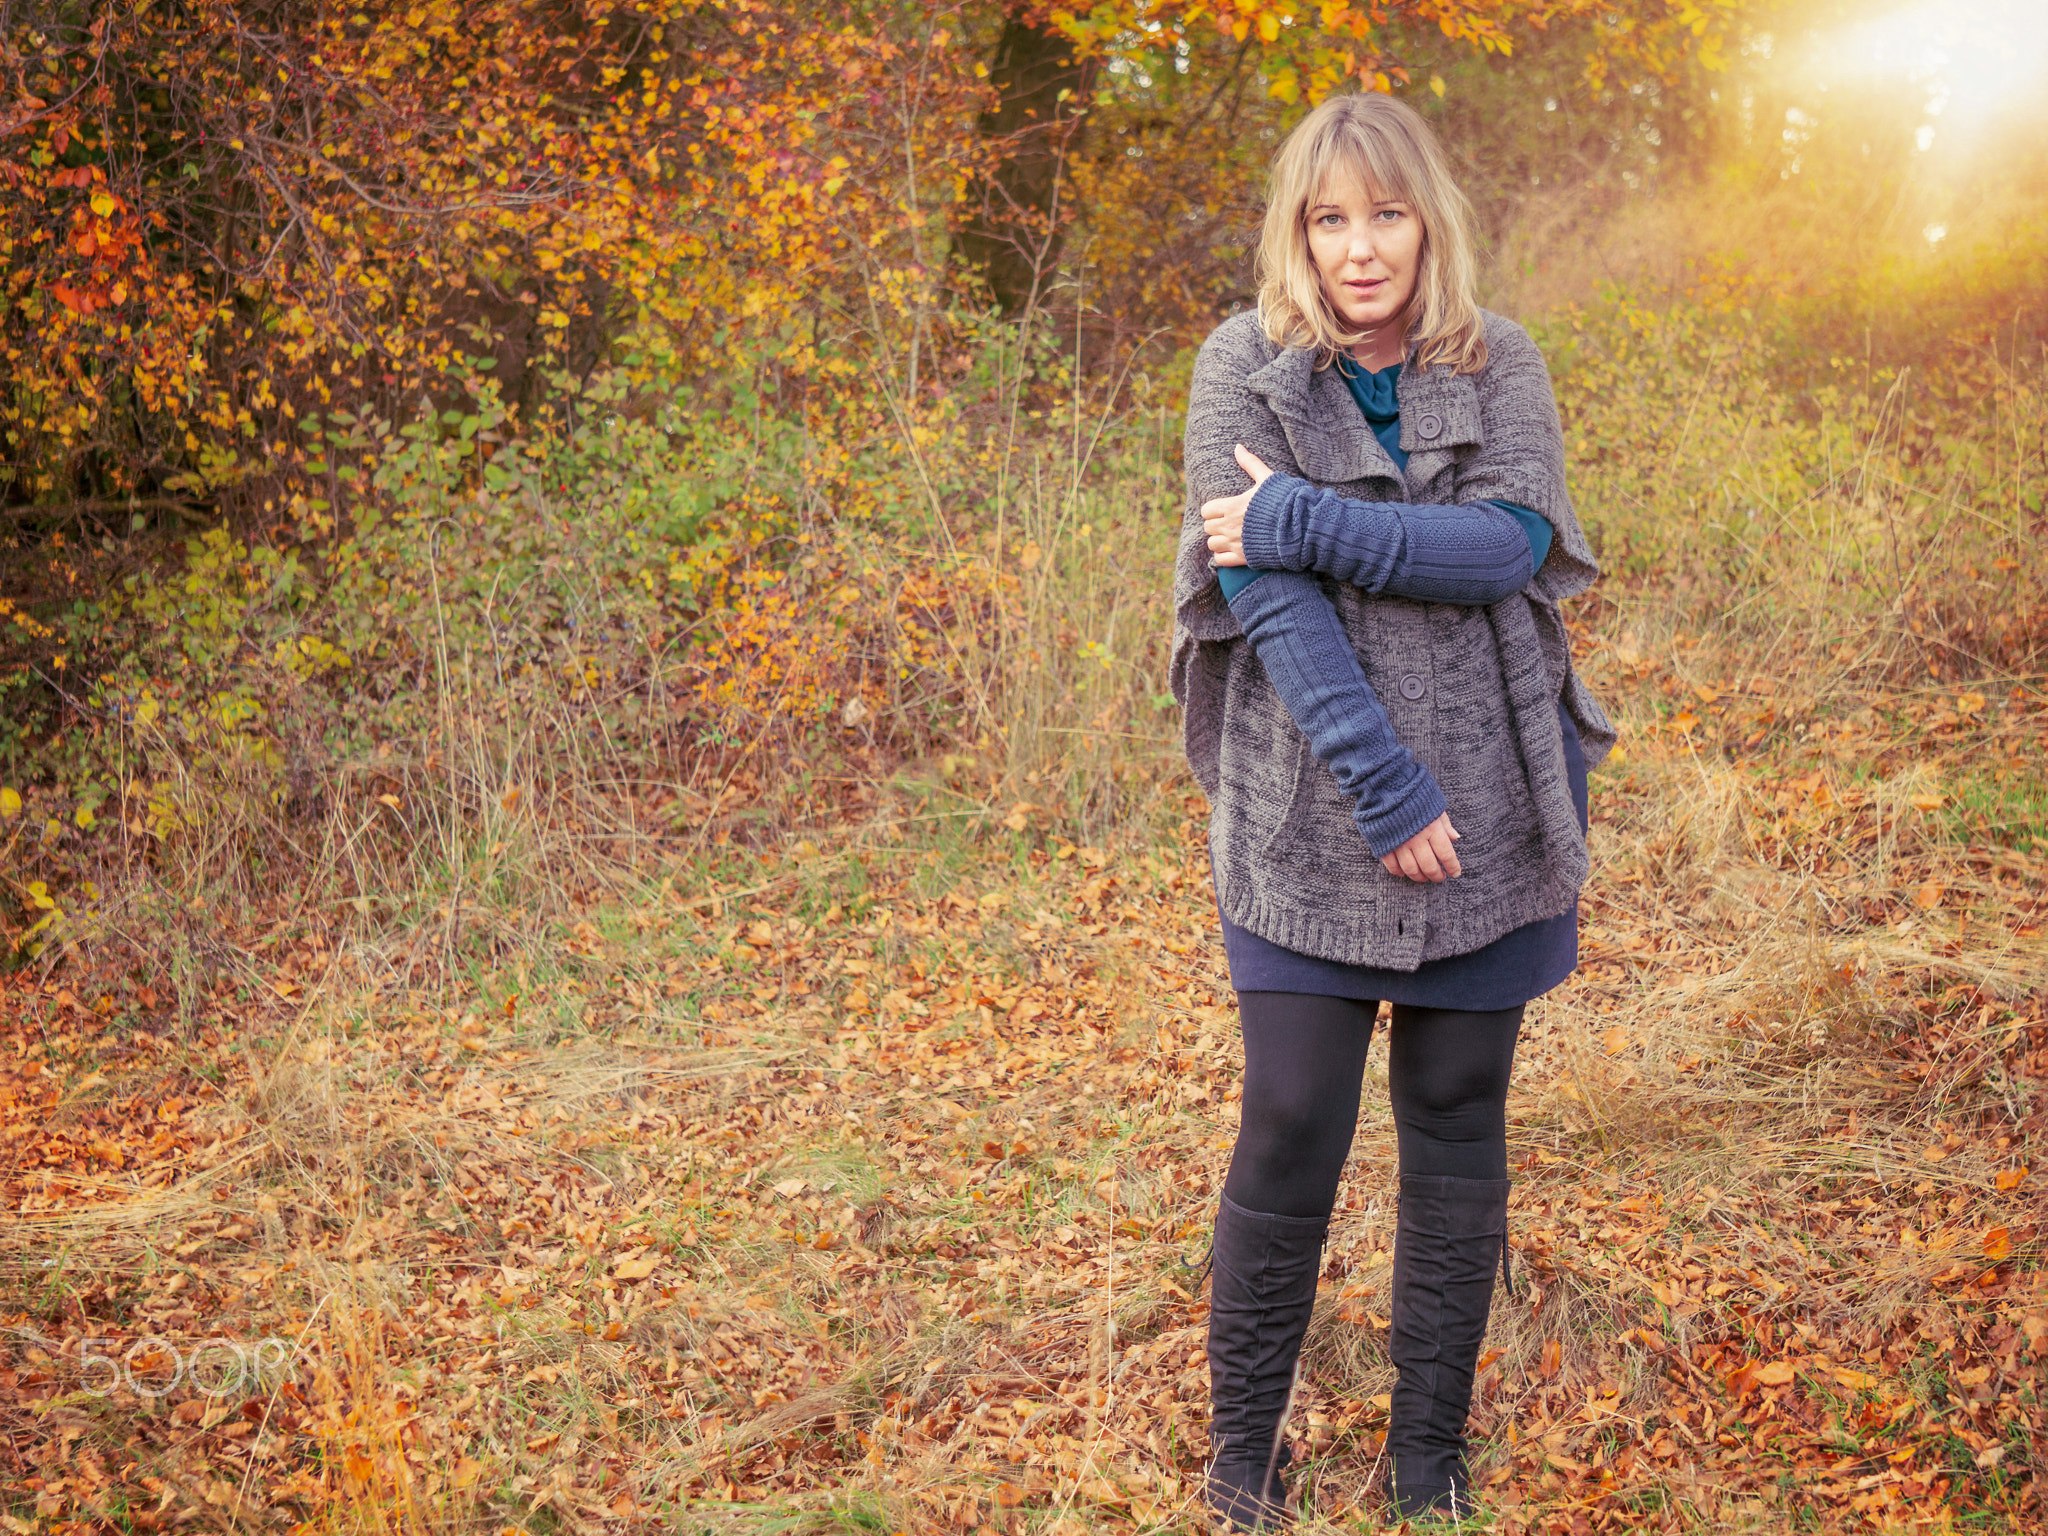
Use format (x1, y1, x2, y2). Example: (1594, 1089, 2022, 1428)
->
(3, 634, 2046, 1536)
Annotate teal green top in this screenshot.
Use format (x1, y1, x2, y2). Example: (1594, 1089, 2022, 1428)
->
(1339, 353, 1404, 420)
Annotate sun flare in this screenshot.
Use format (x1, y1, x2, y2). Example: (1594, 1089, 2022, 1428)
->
(1805, 0, 2048, 144)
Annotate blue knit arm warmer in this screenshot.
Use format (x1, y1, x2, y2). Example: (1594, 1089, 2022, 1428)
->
(1224, 571, 1448, 857)
(1241, 474, 1541, 604)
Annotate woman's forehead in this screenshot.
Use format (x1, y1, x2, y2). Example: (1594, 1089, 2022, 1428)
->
(1310, 165, 1407, 209)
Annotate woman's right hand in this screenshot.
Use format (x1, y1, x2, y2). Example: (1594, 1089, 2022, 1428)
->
(1201, 443, 1277, 566)
(1383, 813, 1461, 881)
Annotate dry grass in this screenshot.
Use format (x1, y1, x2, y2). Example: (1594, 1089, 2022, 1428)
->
(7, 659, 2041, 1531)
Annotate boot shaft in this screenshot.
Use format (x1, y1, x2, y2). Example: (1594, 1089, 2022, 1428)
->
(1387, 1173, 1510, 1518)
(1204, 1194, 1327, 1528)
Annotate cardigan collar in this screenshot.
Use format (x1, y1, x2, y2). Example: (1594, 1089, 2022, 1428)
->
(1244, 341, 1486, 484)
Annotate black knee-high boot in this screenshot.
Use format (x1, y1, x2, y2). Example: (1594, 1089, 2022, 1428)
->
(1205, 1194, 1327, 1529)
(1385, 1174, 1510, 1520)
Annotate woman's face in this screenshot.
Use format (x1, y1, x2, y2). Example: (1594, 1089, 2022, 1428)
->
(1305, 171, 1424, 354)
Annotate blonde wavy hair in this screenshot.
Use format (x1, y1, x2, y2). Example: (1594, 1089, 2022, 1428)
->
(1256, 92, 1487, 374)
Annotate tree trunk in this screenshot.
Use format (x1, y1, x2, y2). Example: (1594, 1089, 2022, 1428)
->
(960, 9, 1097, 316)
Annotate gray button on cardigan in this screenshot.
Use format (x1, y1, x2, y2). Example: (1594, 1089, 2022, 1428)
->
(1172, 309, 1618, 971)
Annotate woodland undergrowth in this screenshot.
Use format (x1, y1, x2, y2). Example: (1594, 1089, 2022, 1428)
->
(0, 272, 2044, 1535)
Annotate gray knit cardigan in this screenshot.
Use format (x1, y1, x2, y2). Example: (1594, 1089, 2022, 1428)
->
(1172, 308, 1617, 970)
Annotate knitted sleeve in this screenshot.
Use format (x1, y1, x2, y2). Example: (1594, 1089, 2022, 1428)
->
(1240, 476, 1537, 605)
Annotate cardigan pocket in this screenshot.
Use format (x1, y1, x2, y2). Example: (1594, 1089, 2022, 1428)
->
(1253, 729, 1311, 862)
(1263, 734, 1384, 877)
(1215, 657, 1303, 862)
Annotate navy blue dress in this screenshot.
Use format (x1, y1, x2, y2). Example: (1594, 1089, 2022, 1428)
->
(1217, 358, 1588, 1010)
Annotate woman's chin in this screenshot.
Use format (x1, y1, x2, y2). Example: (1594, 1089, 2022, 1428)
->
(1338, 306, 1399, 335)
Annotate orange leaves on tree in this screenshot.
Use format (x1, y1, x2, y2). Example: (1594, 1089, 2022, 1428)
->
(0, 0, 972, 510)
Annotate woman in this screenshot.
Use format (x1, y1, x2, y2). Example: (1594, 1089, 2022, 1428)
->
(1171, 92, 1614, 1526)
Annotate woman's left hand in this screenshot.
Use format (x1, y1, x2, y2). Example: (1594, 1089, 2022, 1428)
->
(1203, 443, 1274, 567)
(1383, 812, 1462, 882)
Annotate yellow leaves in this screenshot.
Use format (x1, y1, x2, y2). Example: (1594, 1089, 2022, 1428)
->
(612, 1249, 660, 1281)
(276, 634, 351, 679)
(0, 789, 18, 818)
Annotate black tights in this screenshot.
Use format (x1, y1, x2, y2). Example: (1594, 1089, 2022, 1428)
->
(1222, 992, 1523, 1219)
